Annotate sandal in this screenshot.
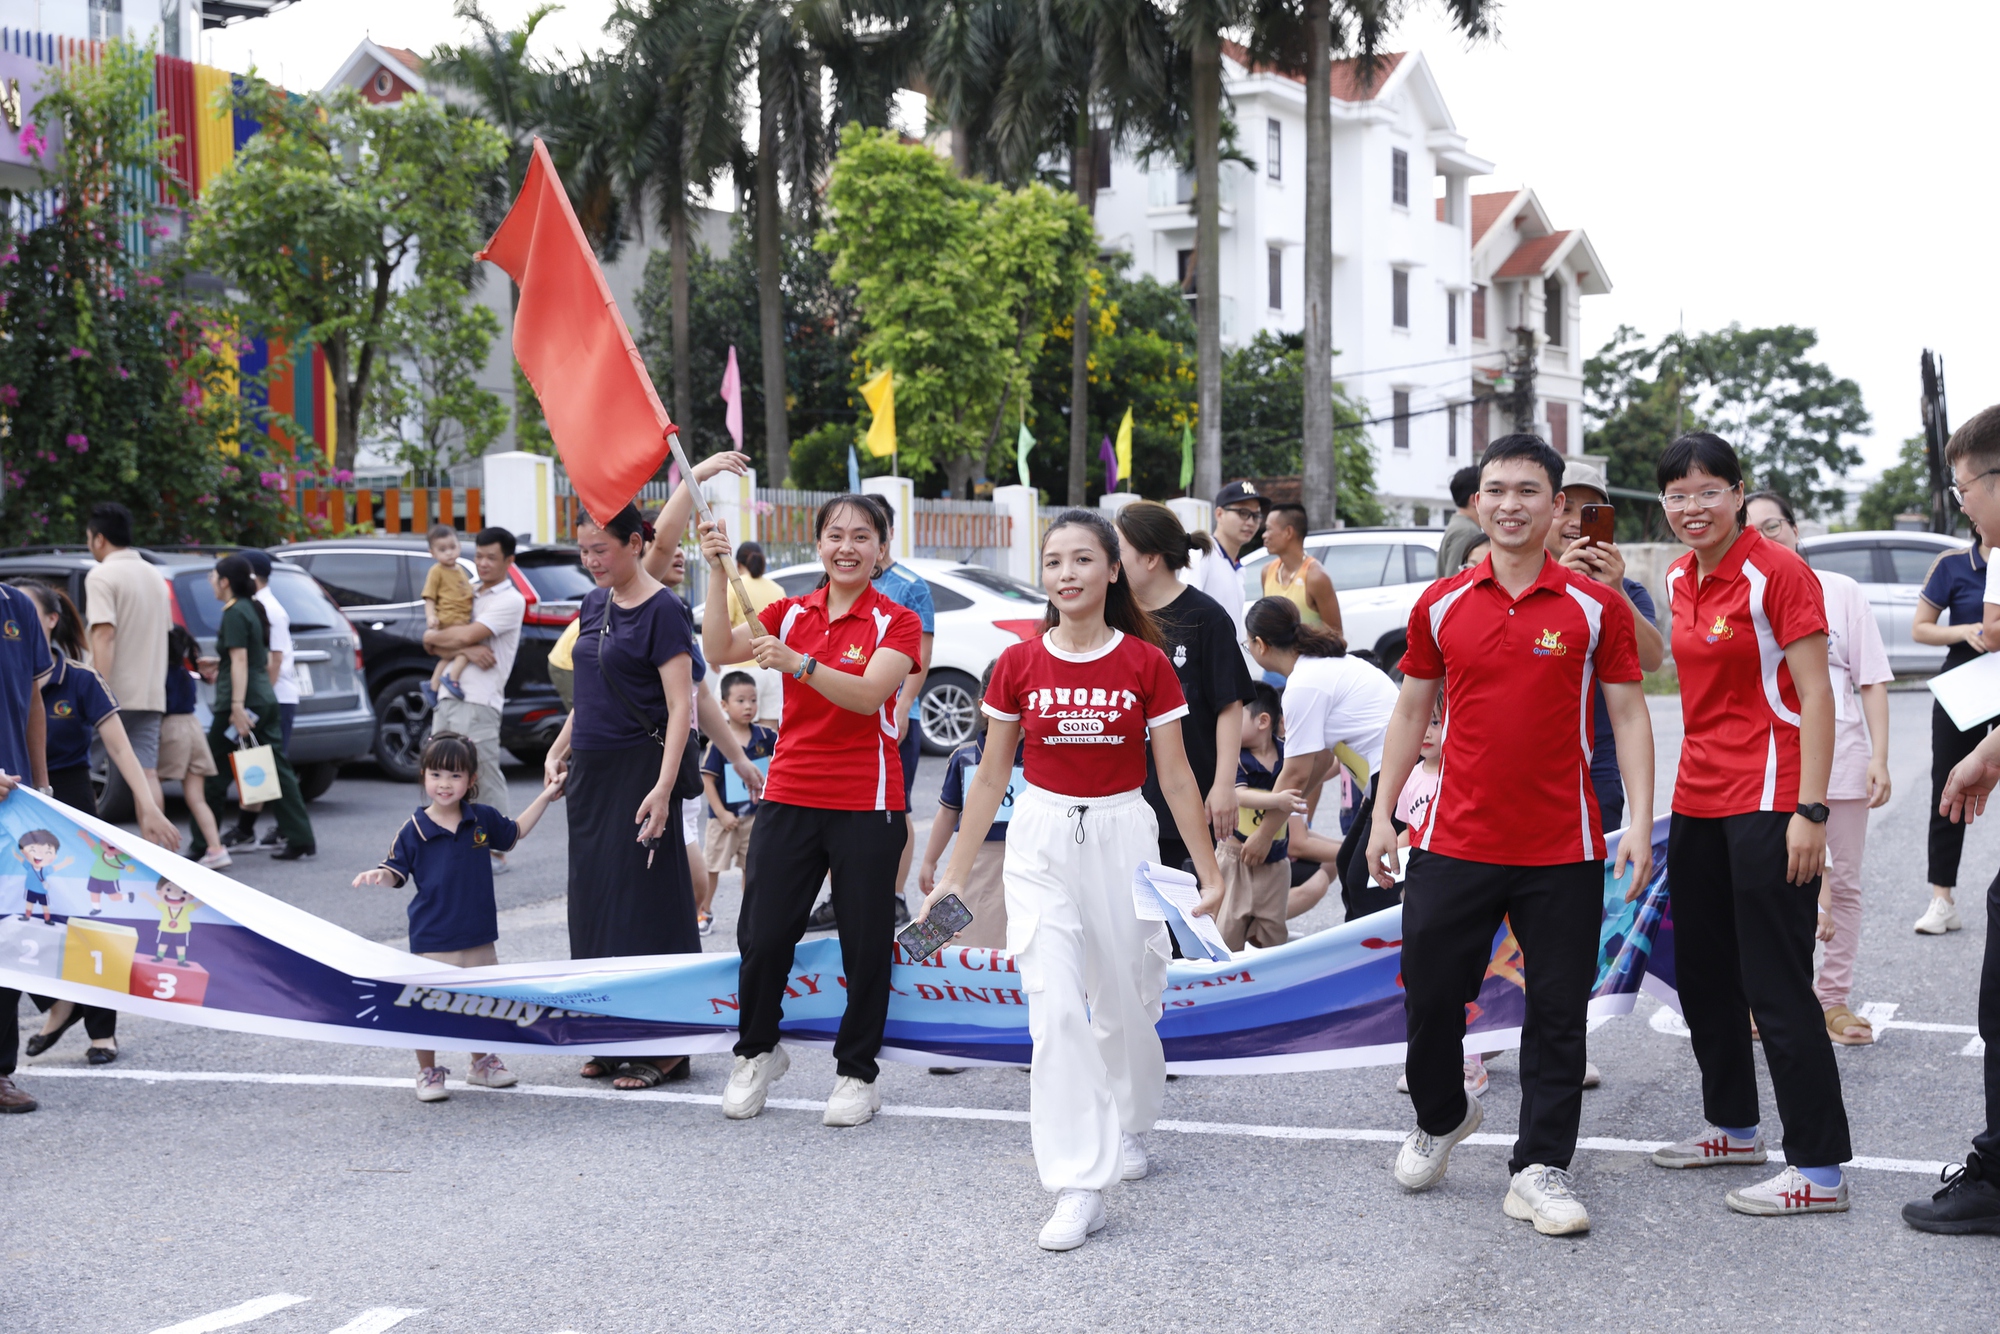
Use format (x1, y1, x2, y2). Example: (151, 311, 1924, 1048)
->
(579, 1058, 617, 1080)
(25, 1007, 83, 1057)
(1824, 1005, 1875, 1046)
(612, 1058, 686, 1090)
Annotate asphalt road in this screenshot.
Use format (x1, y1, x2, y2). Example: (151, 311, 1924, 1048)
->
(6, 692, 1996, 1334)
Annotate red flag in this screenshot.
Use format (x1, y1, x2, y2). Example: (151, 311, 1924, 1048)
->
(478, 138, 672, 526)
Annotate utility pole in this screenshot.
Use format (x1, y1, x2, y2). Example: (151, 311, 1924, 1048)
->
(1508, 322, 1539, 434)
(1921, 349, 1952, 535)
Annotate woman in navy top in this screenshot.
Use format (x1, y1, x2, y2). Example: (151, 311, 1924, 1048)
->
(1914, 531, 1994, 928)
(542, 503, 702, 1090)
(15, 581, 178, 1066)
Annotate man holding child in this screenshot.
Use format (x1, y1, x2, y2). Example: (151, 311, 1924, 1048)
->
(422, 528, 526, 868)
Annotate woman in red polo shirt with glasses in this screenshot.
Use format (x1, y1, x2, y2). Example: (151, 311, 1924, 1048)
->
(1649, 432, 1854, 1217)
(697, 496, 921, 1132)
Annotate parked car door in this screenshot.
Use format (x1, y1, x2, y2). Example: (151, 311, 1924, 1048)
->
(291, 550, 420, 661)
(1802, 542, 1903, 673)
(1882, 541, 1957, 674)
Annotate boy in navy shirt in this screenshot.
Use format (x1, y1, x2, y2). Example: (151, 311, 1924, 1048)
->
(700, 671, 778, 935)
(353, 731, 565, 1102)
(1221, 684, 1303, 950)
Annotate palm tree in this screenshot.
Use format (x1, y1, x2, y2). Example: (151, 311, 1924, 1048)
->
(428, 1, 561, 217)
(925, 0, 1180, 503)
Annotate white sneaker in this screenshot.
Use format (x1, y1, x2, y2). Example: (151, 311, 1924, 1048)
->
(822, 1074, 881, 1127)
(722, 1045, 790, 1120)
(1582, 1060, 1602, 1089)
(1119, 1132, 1149, 1181)
(415, 1066, 449, 1102)
(465, 1053, 516, 1088)
(1726, 1166, 1850, 1216)
(197, 846, 232, 870)
(1505, 1164, 1591, 1235)
(1037, 1188, 1106, 1251)
(1915, 897, 1963, 935)
(1393, 1092, 1484, 1192)
(1650, 1125, 1767, 1169)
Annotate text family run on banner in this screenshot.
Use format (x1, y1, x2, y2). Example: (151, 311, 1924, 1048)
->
(0, 791, 1678, 1071)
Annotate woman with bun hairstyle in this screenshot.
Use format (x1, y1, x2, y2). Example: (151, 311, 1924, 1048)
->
(1646, 431, 1853, 1218)
(698, 494, 921, 1130)
(1113, 501, 1255, 873)
(920, 508, 1226, 1253)
(1243, 596, 1400, 920)
(543, 501, 703, 1091)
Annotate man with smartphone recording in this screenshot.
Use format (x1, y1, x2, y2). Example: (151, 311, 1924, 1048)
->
(1544, 457, 1666, 832)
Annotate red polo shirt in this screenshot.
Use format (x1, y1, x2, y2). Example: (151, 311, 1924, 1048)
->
(1400, 553, 1642, 866)
(1665, 528, 1827, 817)
(757, 583, 923, 811)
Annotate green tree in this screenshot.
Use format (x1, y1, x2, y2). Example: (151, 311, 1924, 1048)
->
(1855, 435, 1948, 533)
(0, 40, 295, 545)
(818, 126, 1093, 494)
(1221, 331, 1382, 523)
(1584, 322, 1868, 523)
(366, 284, 508, 474)
(188, 82, 508, 471)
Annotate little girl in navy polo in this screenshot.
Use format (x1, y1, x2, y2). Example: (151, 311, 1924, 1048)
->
(353, 732, 566, 1102)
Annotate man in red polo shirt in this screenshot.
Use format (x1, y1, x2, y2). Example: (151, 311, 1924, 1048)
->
(1365, 434, 1654, 1237)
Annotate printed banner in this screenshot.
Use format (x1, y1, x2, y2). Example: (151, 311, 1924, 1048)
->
(0, 791, 1677, 1072)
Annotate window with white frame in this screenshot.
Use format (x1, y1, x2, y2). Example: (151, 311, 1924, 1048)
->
(1393, 391, 1412, 449)
(1266, 119, 1281, 180)
(1446, 292, 1457, 346)
(1391, 148, 1408, 207)
(1392, 269, 1409, 329)
(1268, 248, 1282, 310)
(1447, 402, 1458, 457)
(1471, 284, 1487, 340)
(1544, 275, 1564, 346)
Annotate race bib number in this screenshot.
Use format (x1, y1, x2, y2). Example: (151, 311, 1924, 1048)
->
(723, 755, 772, 805)
(992, 767, 1027, 823)
(1236, 805, 1265, 838)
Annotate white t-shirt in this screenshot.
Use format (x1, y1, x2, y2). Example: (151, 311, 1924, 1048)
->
(456, 579, 527, 713)
(1279, 652, 1399, 786)
(1985, 555, 2000, 605)
(253, 586, 299, 706)
(1183, 545, 1253, 672)
(1819, 568, 1893, 800)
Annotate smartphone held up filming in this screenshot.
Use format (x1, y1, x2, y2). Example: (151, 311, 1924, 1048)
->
(1579, 503, 1615, 548)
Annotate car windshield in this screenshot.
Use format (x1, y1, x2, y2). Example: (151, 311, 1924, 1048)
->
(516, 553, 594, 602)
(949, 566, 1045, 603)
(174, 567, 342, 637)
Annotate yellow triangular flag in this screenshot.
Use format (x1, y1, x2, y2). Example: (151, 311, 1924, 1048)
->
(1114, 406, 1134, 491)
(860, 368, 896, 459)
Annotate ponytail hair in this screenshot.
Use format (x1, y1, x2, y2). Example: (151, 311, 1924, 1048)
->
(1245, 595, 1347, 658)
(1039, 508, 1162, 646)
(18, 580, 85, 661)
(214, 554, 271, 642)
(1113, 499, 1212, 571)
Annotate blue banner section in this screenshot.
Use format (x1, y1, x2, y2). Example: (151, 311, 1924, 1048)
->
(0, 791, 1677, 1072)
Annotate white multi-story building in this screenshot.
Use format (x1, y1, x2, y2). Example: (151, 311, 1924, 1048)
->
(1092, 47, 1610, 524)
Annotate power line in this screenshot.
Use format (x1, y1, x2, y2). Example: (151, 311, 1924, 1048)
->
(1330, 348, 1509, 381)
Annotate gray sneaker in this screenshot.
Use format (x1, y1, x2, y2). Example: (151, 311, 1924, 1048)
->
(1393, 1092, 1484, 1192)
(1726, 1166, 1850, 1216)
(822, 1073, 881, 1127)
(722, 1045, 790, 1120)
(465, 1053, 517, 1088)
(1651, 1125, 1767, 1169)
(1505, 1164, 1591, 1235)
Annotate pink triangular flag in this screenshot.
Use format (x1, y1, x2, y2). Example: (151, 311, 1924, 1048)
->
(720, 345, 744, 451)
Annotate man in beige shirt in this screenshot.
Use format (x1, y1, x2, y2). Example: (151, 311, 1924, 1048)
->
(84, 502, 170, 811)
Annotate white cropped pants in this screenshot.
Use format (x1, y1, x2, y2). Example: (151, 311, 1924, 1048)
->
(1005, 785, 1172, 1193)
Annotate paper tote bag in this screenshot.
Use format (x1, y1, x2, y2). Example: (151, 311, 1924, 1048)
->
(231, 743, 283, 805)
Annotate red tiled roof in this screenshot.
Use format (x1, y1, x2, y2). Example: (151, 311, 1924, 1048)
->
(1492, 230, 1571, 279)
(378, 45, 423, 72)
(1470, 191, 1518, 246)
(1221, 41, 1405, 102)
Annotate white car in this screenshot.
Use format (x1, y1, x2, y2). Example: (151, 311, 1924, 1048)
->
(1238, 528, 1445, 669)
(762, 557, 1048, 753)
(1799, 529, 1969, 675)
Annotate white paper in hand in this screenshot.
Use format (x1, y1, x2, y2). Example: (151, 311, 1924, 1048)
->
(1928, 650, 2000, 731)
(1130, 861, 1231, 963)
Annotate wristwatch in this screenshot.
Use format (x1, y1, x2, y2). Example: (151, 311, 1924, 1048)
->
(1795, 802, 1830, 824)
(793, 654, 818, 682)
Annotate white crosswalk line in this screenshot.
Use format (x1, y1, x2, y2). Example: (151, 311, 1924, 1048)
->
(327, 1308, 424, 1334)
(1857, 1001, 1900, 1039)
(149, 1294, 310, 1334)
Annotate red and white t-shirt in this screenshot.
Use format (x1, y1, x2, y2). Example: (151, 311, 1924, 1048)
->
(1666, 529, 1828, 817)
(757, 583, 923, 811)
(981, 631, 1188, 798)
(1400, 554, 1643, 865)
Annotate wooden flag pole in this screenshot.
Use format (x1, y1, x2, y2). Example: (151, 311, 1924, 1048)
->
(664, 428, 756, 622)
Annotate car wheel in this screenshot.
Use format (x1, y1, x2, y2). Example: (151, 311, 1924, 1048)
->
(298, 761, 340, 802)
(94, 766, 135, 823)
(1371, 633, 1407, 684)
(918, 670, 980, 755)
(373, 675, 433, 782)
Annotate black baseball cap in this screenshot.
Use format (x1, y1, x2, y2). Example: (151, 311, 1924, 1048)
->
(241, 548, 273, 579)
(1214, 481, 1271, 513)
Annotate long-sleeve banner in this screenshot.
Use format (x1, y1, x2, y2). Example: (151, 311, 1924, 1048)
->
(0, 791, 1677, 1071)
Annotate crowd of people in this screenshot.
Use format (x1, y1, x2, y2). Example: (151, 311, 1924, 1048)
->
(5, 412, 2000, 1248)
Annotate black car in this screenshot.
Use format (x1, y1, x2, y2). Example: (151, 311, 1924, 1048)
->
(271, 536, 581, 780)
(0, 547, 376, 813)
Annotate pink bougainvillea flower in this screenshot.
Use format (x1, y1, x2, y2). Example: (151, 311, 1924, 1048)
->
(137, 275, 162, 287)
(0, 385, 18, 406)
(331, 469, 354, 484)
(181, 383, 202, 408)
(114, 365, 132, 380)
(67, 347, 90, 360)
(18, 125, 47, 159)
(65, 433, 89, 453)
(259, 471, 285, 489)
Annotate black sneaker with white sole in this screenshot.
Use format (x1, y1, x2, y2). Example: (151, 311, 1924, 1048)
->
(220, 823, 261, 849)
(270, 841, 317, 862)
(1903, 1154, 2000, 1235)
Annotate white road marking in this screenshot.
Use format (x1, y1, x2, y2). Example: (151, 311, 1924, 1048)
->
(37, 1066, 1954, 1176)
(1965, 1036, 1988, 1058)
(149, 1294, 310, 1334)
(327, 1309, 424, 1334)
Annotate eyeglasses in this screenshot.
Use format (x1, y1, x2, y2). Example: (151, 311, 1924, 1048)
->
(1752, 517, 1788, 536)
(1218, 505, 1264, 520)
(1659, 487, 1737, 513)
(1950, 469, 2000, 508)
